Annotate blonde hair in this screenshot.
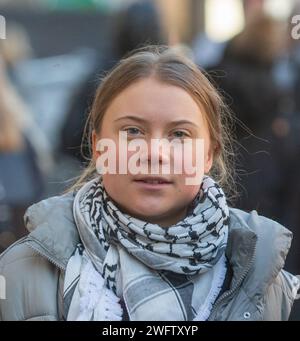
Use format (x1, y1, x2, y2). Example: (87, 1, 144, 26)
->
(0, 60, 23, 152)
(71, 46, 235, 197)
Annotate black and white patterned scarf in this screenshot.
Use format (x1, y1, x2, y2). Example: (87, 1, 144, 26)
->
(64, 176, 229, 321)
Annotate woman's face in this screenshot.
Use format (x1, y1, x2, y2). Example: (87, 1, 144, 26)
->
(93, 77, 213, 227)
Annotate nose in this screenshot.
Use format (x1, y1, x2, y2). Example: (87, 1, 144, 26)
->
(139, 138, 171, 170)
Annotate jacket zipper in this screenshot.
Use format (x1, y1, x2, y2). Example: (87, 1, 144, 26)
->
(26, 237, 66, 271)
(208, 237, 257, 321)
(122, 294, 132, 321)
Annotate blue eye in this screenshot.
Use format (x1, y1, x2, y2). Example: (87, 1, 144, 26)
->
(172, 131, 188, 138)
(124, 127, 142, 136)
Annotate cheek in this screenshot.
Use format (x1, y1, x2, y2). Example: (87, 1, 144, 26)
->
(173, 140, 206, 180)
(102, 175, 116, 195)
(175, 182, 201, 205)
(183, 136, 212, 176)
(102, 174, 129, 205)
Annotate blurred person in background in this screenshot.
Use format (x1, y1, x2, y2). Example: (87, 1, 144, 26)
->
(60, 0, 166, 163)
(0, 22, 33, 81)
(208, 13, 287, 221)
(193, 0, 265, 69)
(271, 2, 300, 282)
(0, 56, 46, 252)
(268, 3, 300, 319)
(208, 12, 300, 320)
(0, 22, 52, 175)
(0, 23, 52, 252)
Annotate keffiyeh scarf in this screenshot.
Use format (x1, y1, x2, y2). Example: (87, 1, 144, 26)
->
(64, 176, 230, 321)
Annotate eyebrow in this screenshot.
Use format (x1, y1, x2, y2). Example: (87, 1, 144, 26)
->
(114, 115, 199, 128)
(114, 116, 147, 124)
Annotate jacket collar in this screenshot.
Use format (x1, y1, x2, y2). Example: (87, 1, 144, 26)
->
(227, 208, 292, 296)
(225, 218, 257, 287)
(24, 192, 80, 269)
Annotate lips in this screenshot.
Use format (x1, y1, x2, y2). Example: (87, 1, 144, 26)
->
(133, 176, 173, 185)
(134, 176, 173, 192)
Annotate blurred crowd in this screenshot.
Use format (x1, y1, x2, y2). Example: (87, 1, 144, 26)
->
(0, 0, 300, 318)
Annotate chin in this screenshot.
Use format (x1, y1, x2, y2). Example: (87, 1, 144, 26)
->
(130, 203, 167, 222)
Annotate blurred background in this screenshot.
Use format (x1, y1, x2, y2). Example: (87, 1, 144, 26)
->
(0, 0, 300, 319)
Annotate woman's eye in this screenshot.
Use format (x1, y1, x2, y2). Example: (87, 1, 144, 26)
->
(124, 127, 142, 136)
(172, 131, 189, 139)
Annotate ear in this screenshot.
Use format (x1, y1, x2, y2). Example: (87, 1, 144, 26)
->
(92, 130, 101, 162)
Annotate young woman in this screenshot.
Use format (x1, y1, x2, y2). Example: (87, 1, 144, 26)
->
(0, 46, 299, 321)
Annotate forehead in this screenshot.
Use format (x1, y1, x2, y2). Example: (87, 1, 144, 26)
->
(103, 77, 204, 126)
